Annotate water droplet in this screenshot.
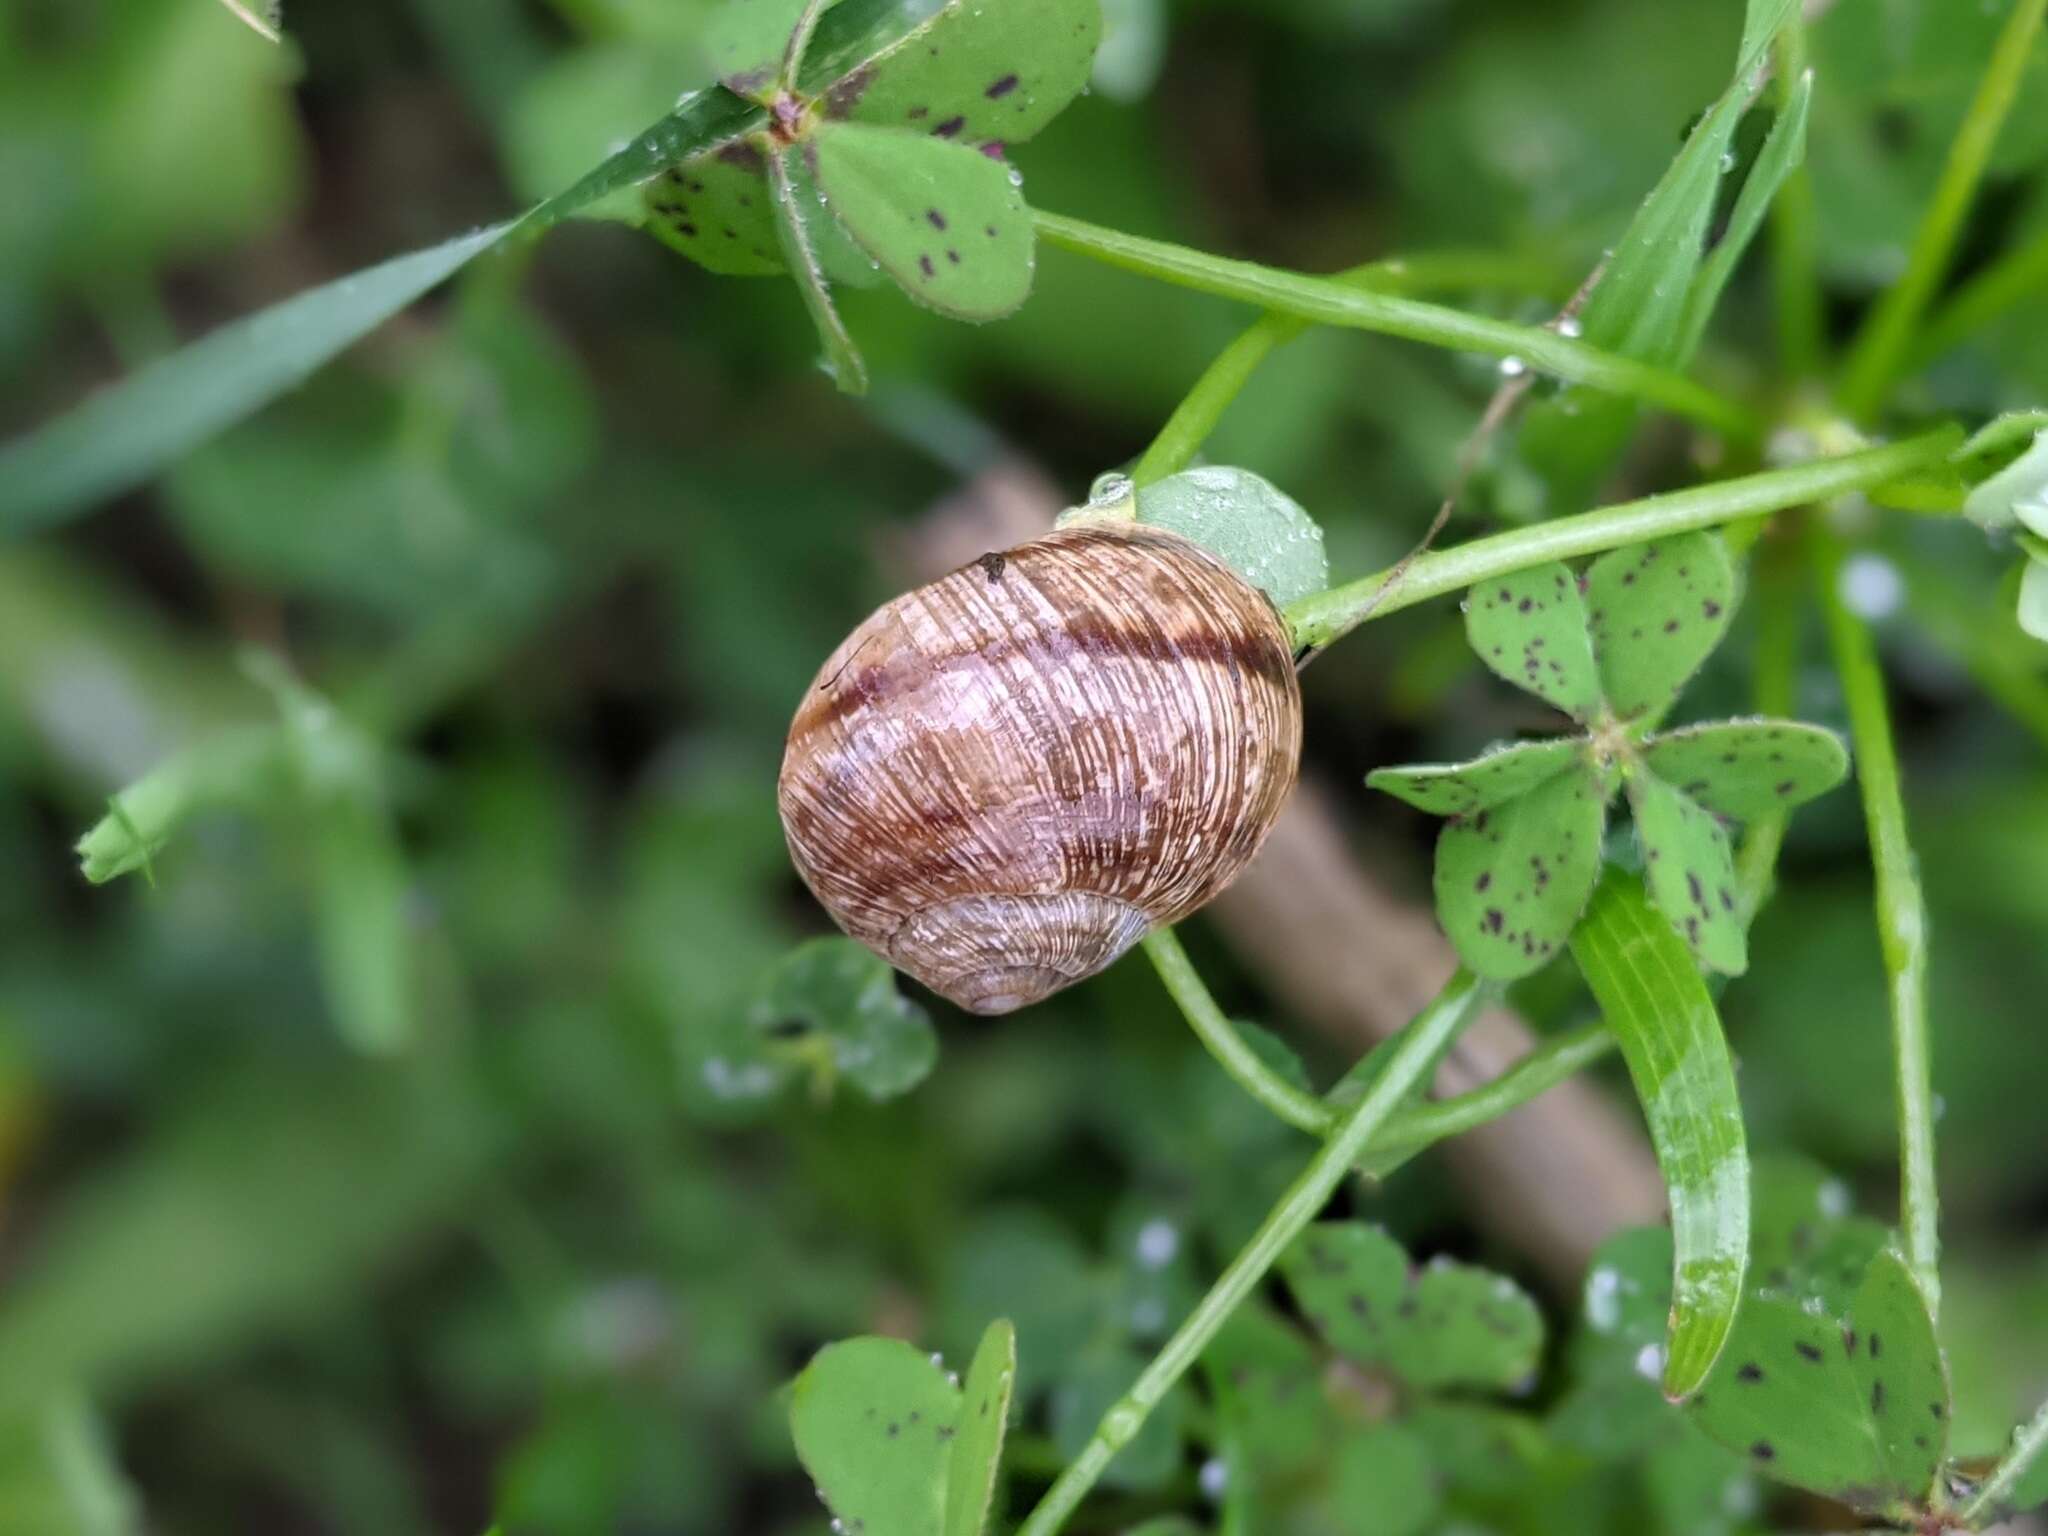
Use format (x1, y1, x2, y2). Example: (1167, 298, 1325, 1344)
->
(1586, 1266, 1621, 1331)
(1839, 553, 1904, 620)
(1007, 167, 1025, 187)
(1135, 1218, 1180, 1268)
(1556, 316, 1582, 339)
(1634, 1342, 1666, 1381)
(1089, 471, 1134, 505)
(1199, 1457, 1229, 1501)
(1719, 150, 1737, 174)
(1499, 355, 1528, 378)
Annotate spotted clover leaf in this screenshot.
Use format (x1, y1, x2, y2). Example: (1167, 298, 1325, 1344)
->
(645, 0, 1102, 392)
(1369, 532, 1850, 979)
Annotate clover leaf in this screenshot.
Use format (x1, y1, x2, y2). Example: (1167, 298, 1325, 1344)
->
(1369, 532, 1851, 980)
(1197, 1228, 1548, 1536)
(1962, 426, 2048, 642)
(644, 0, 1102, 392)
(688, 935, 938, 1111)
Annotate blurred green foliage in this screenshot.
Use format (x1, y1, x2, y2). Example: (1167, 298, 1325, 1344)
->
(2, 0, 2047, 1532)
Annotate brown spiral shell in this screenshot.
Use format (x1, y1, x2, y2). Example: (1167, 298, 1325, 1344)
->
(777, 522, 1304, 1014)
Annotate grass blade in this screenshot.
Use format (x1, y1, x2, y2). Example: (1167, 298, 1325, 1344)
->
(1569, 871, 1749, 1401)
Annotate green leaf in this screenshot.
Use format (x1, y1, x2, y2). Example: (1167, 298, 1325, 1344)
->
(0, 1394, 140, 1536)
(939, 1212, 1097, 1402)
(1200, 1306, 1327, 1486)
(1748, 1155, 1888, 1312)
(1550, 1226, 1688, 1459)
(1407, 1401, 1561, 1501)
(2022, 556, 2048, 642)
(1629, 771, 1747, 974)
(1690, 1251, 1949, 1518)
(1963, 428, 2048, 533)
(0, 225, 504, 537)
(1433, 763, 1607, 980)
(770, 145, 871, 393)
(1570, 875, 1749, 1401)
(828, 0, 1102, 146)
(703, 0, 812, 93)
(0, 78, 766, 534)
(1320, 1424, 1440, 1536)
(1585, 533, 1736, 722)
(1132, 466, 1329, 607)
(1279, 1222, 1544, 1392)
(306, 797, 415, 1056)
(1738, 0, 1799, 75)
(1464, 563, 1603, 720)
(943, 1320, 1017, 1536)
(1678, 71, 1813, 362)
(644, 141, 787, 276)
(75, 726, 286, 884)
(809, 124, 1034, 320)
(750, 936, 938, 1100)
(1639, 720, 1849, 822)
(790, 1337, 958, 1536)
(1369, 738, 1583, 818)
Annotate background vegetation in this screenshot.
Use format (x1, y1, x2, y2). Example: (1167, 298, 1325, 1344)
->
(0, 0, 2045, 1532)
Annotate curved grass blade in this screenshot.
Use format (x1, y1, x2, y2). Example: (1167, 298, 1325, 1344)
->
(809, 124, 1034, 320)
(1570, 872, 1749, 1401)
(0, 83, 764, 536)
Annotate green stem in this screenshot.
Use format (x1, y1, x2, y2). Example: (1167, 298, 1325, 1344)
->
(1814, 528, 1942, 1320)
(1012, 969, 1489, 1536)
(1131, 252, 1560, 486)
(1033, 211, 1759, 440)
(1769, 19, 1825, 380)
(1285, 429, 1963, 652)
(1908, 223, 2048, 373)
(1960, 1395, 2048, 1526)
(1142, 928, 1330, 1136)
(1836, 0, 2048, 419)
(1735, 535, 1803, 920)
(1362, 1022, 1612, 1174)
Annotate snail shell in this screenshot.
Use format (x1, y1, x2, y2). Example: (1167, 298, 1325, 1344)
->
(778, 522, 1303, 1014)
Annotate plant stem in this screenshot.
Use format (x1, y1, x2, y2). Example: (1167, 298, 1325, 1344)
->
(1032, 211, 1759, 440)
(1142, 928, 1330, 1136)
(1908, 224, 2048, 373)
(1012, 969, 1489, 1536)
(1768, 20, 1825, 380)
(1959, 1394, 2048, 1526)
(1836, 0, 2048, 419)
(1814, 528, 1942, 1320)
(1131, 252, 1560, 486)
(1362, 1022, 1612, 1173)
(1285, 428, 1962, 652)
(1735, 534, 1803, 920)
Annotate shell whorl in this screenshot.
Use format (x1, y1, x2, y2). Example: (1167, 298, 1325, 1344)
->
(777, 523, 1304, 1014)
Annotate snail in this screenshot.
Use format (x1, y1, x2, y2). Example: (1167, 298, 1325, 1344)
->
(778, 520, 1303, 1014)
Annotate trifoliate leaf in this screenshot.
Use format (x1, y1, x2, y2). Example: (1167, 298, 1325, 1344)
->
(1368, 738, 1585, 818)
(644, 141, 786, 276)
(809, 124, 1033, 320)
(1134, 466, 1328, 607)
(1690, 1250, 1949, 1519)
(1586, 533, 1735, 722)
(1629, 771, 1745, 974)
(1639, 720, 1850, 821)
(1434, 763, 1606, 980)
(1280, 1223, 1544, 1392)
(826, 0, 1102, 146)
(749, 935, 936, 1098)
(1465, 562, 1603, 720)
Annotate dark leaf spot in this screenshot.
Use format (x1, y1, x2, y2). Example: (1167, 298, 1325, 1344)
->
(933, 116, 966, 137)
(986, 72, 1020, 98)
(926, 208, 948, 229)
